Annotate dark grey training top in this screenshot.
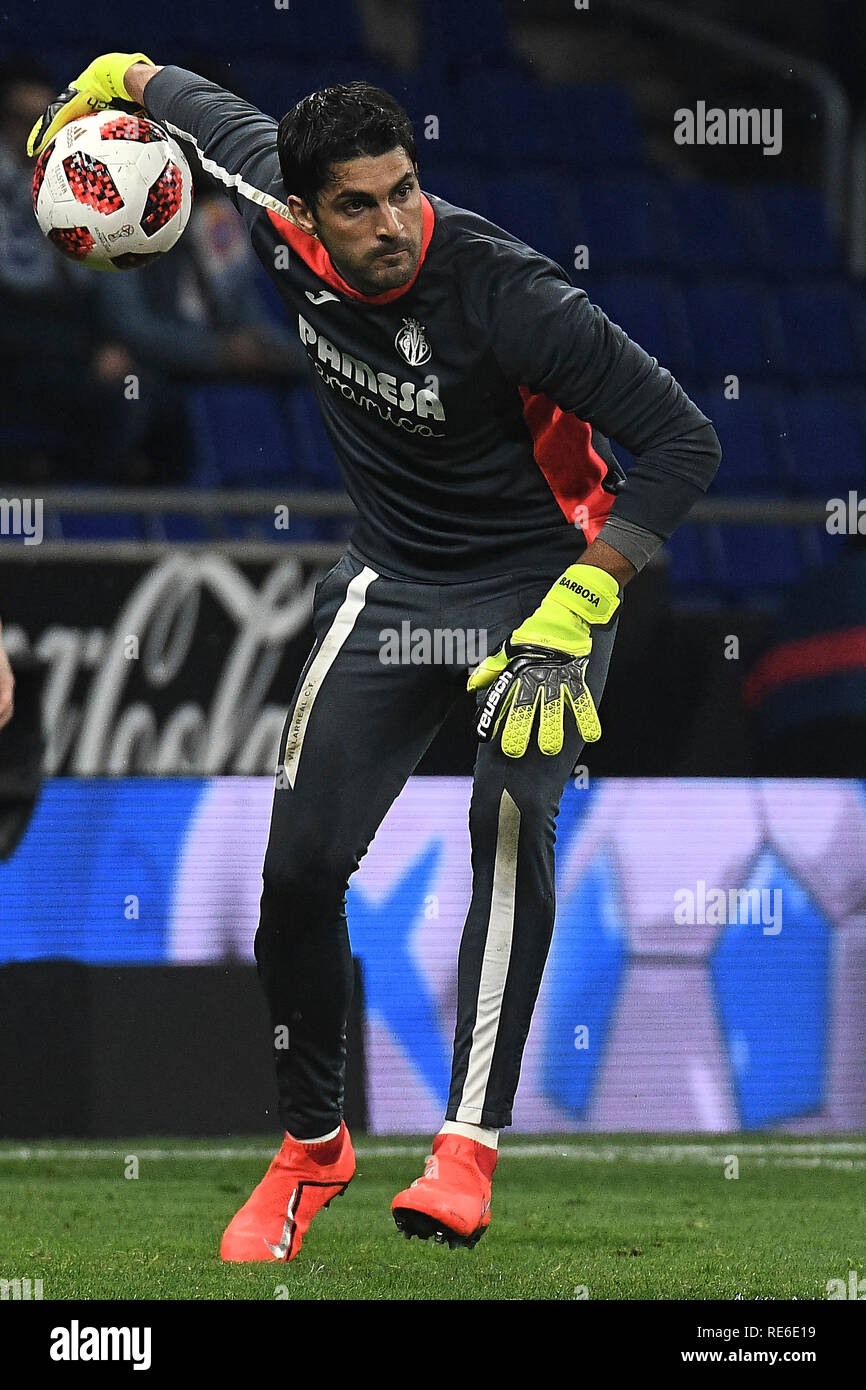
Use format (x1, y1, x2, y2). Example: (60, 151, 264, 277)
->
(145, 66, 721, 582)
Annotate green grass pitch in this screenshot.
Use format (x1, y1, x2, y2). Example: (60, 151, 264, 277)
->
(1, 1135, 864, 1301)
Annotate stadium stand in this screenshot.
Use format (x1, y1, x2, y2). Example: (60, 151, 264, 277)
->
(0, 0, 858, 607)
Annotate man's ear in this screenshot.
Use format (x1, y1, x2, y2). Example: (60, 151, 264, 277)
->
(286, 193, 317, 235)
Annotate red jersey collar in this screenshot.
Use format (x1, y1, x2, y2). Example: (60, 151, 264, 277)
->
(266, 192, 436, 305)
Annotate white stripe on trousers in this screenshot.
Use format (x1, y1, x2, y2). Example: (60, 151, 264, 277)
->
(455, 787, 521, 1123)
(282, 565, 378, 789)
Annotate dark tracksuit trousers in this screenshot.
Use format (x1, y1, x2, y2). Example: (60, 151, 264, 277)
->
(255, 547, 618, 1137)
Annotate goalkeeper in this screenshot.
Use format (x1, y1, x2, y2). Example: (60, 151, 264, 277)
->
(30, 55, 721, 1258)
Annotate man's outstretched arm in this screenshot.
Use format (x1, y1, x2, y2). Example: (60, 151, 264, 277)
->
(28, 55, 286, 233)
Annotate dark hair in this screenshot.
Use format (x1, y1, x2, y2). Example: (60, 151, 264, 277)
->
(277, 82, 418, 212)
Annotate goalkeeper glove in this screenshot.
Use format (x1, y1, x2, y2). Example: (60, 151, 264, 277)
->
(468, 563, 620, 758)
(26, 52, 154, 157)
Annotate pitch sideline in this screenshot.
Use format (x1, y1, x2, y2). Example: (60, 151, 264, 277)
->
(0, 1140, 865, 1169)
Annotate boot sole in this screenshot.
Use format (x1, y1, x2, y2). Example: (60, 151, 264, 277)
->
(392, 1206, 486, 1250)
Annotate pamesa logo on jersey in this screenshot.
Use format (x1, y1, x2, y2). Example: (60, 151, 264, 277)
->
(395, 317, 431, 366)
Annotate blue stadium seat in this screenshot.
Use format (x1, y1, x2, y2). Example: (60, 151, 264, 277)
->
(35, 0, 339, 57)
(156, 515, 213, 542)
(423, 164, 490, 219)
(254, 267, 293, 335)
(775, 284, 866, 385)
(717, 525, 804, 602)
(38, 47, 111, 90)
(666, 180, 761, 274)
(485, 173, 577, 264)
(664, 526, 723, 607)
(799, 520, 842, 573)
(777, 389, 866, 494)
(684, 280, 787, 383)
(690, 387, 786, 493)
(420, 0, 513, 73)
(6, 0, 110, 43)
(226, 57, 394, 119)
(454, 69, 554, 167)
(58, 512, 144, 541)
(217, 0, 368, 58)
(585, 274, 693, 378)
(395, 69, 458, 138)
(218, 512, 336, 542)
(188, 385, 294, 487)
(573, 172, 674, 271)
(284, 389, 342, 487)
(549, 84, 645, 171)
(746, 185, 842, 279)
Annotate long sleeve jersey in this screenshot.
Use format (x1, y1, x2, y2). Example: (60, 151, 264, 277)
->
(144, 66, 721, 582)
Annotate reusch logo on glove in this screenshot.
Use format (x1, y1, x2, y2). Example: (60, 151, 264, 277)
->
(558, 577, 600, 605)
(477, 670, 514, 737)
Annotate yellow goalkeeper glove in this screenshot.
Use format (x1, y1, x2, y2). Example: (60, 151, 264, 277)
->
(27, 52, 154, 157)
(468, 563, 621, 758)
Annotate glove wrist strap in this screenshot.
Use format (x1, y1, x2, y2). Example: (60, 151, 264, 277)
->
(549, 563, 621, 627)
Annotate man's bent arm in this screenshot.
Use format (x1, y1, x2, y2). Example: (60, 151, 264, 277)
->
(471, 251, 722, 577)
(122, 65, 287, 235)
(125, 62, 162, 105)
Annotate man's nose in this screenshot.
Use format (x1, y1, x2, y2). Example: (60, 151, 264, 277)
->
(376, 204, 404, 237)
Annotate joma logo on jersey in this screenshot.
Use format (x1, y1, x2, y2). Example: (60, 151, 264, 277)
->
(298, 314, 444, 424)
(395, 317, 431, 366)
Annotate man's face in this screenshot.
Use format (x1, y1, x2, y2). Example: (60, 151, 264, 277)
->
(0, 80, 54, 165)
(288, 147, 423, 297)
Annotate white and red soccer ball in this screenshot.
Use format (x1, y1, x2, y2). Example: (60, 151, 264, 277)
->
(32, 109, 193, 270)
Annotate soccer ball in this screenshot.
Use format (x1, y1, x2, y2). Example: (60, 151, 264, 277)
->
(32, 109, 193, 271)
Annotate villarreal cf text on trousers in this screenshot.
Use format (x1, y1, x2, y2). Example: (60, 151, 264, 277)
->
(255, 549, 619, 1136)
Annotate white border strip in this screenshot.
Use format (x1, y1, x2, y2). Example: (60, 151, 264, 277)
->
(1, 1142, 866, 1168)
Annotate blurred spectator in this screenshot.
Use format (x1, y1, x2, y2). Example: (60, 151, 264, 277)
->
(1, 61, 306, 486)
(0, 60, 153, 484)
(94, 173, 308, 385)
(90, 170, 309, 484)
(0, 620, 13, 731)
(743, 535, 866, 776)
